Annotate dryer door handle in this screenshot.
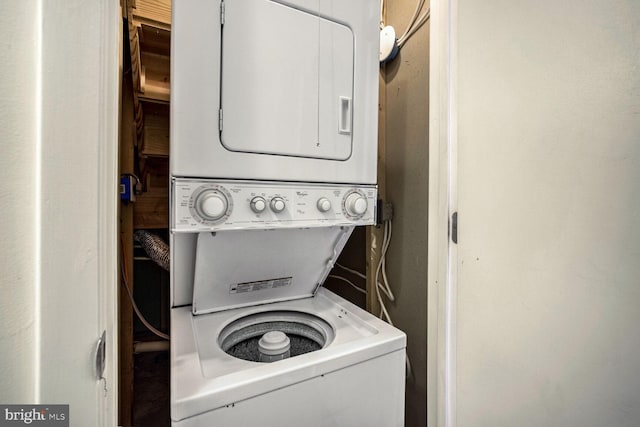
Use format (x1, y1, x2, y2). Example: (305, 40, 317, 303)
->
(338, 96, 352, 135)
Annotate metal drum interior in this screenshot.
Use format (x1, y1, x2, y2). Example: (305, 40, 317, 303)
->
(218, 310, 335, 362)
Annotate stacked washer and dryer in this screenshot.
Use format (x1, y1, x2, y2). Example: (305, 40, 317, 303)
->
(170, 0, 406, 425)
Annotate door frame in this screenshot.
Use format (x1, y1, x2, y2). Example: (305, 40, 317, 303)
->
(427, 0, 457, 426)
(96, 1, 120, 426)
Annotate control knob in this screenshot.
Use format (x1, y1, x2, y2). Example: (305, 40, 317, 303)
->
(270, 196, 286, 213)
(196, 190, 228, 221)
(250, 196, 267, 213)
(344, 192, 367, 217)
(317, 197, 332, 212)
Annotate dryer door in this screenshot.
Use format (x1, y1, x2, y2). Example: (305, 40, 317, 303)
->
(220, 0, 354, 160)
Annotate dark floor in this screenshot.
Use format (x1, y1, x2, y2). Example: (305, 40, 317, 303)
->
(133, 350, 170, 427)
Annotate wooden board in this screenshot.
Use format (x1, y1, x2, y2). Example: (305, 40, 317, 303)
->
(141, 102, 169, 157)
(131, 0, 171, 29)
(138, 156, 169, 192)
(134, 191, 169, 229)
(119, 48, 136, 427)
(139, 24, 171, 56)
(140, 51, 170, 102)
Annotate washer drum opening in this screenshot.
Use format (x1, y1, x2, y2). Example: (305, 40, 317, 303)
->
(218, 310, 335, 362)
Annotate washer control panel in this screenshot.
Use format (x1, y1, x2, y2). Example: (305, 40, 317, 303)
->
(172, 179, 377, 232)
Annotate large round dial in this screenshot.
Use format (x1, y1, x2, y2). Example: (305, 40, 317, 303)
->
(270, 196, 286, 213)
(344, 192, 368, 217)
(196, 190, 228, 221)
(250, 196, 267, 213)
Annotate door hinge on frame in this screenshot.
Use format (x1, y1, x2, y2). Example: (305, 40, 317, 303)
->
(451, 211, 458, 244)
(220, 1, 225, 25)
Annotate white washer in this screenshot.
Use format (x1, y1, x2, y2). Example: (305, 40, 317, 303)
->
(170, 229, 406, 426)
(171, 289, 406, 426)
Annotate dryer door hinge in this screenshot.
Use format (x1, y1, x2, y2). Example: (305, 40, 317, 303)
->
(218, 109, 223, 132)
(220, 1, 225, 25)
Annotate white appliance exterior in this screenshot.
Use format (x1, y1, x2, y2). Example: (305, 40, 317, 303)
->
(171, 0, 379, 184)
(172, 179, 376, 232)
(171, 289, 406, 426)
(169, 1, 402, 425)
(429, 1, 640, 426)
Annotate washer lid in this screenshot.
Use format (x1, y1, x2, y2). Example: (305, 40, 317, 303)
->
(191, 226, 354, 315)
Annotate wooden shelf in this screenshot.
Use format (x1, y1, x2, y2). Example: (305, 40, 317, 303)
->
(131, 0, 171, 30)
(140, 101, 169, 157)
(129, 3, 171, 104)
(139, 23, 170, 56)
(140, 53, 170, 102)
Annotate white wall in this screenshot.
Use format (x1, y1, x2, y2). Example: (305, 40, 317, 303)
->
(0, 0, 39, 402)
(0, 2, 119, 426)
(430, 1, 640, 426)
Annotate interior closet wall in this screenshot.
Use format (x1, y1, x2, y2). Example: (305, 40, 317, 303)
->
(383, 1, 430, 425)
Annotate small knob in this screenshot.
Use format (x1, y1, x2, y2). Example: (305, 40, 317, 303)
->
(270, 197, 286, 213)
(344, 192, 367, 217)
(198, 191, 228, 220)
(250, 196, 267, 213)
(317, 197, 332, 212)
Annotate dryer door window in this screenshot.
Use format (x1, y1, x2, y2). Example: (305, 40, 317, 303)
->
(220, 0, 354, 161)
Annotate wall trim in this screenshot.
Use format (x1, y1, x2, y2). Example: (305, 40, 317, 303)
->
(427, 0, 457, 426)
(96, 1, 120, 426)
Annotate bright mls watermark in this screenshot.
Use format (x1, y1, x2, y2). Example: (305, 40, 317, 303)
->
(0, 405, 68, 426)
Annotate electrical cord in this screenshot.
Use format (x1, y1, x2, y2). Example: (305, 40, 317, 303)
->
(328, 275, 366, 295)
(397, 7, 430, 48)
(397, 0, 425, 42)
(336, 263, 367, 280)
(375, 220, 414, 381)
(375, 219, 396, 304)
(334, 219, 413, 380)
(380, 0, 430, 50)
(120, 237, 170, 340)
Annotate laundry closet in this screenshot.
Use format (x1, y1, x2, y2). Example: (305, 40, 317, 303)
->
(4, 1, 637, 426)
(118, 1, 430, 426)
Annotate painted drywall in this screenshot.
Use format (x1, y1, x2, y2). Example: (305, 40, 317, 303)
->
(435, 0, 640, 426)
(384, 2, 430, 425)
(0, 0, 39, 403)
(0, 1, 119, 425)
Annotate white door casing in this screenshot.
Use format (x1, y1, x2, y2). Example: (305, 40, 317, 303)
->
(0, 1, 119, 426)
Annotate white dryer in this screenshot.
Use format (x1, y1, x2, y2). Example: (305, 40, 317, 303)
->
(171, 0, 379, 184)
